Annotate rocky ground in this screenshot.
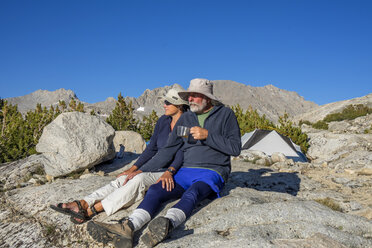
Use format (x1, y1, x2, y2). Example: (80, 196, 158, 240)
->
(1, 156, 371, 248)
(1, 112, 371, 248)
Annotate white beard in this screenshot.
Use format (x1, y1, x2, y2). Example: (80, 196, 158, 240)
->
(189, 98, 208, 114)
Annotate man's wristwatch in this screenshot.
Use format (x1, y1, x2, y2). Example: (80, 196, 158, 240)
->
(167, 168, 175, 175)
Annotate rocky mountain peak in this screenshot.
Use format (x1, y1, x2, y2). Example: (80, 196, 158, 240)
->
(6, 88, 77, 114)
(212, 80, 317, 121)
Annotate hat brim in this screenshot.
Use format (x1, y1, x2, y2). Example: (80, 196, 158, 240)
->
(178, 91, 220, 103)
(158, 95, 189, 106)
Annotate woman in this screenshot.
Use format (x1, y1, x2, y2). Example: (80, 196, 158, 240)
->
(50, 88, 189, 224)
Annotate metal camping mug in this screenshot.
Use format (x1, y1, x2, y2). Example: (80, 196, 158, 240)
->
(176, 126, 190, 138)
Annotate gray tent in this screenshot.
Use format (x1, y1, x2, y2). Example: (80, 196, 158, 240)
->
(241, 129, 307, 162)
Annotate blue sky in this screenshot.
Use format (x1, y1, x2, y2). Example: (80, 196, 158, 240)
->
(0, 0, 371, 105)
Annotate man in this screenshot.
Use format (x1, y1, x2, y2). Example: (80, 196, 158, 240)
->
(87, 78, 241, 248)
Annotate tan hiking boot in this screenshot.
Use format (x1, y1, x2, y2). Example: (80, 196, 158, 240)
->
(87, 218, 134, 248)
(141, 217, 173, 247)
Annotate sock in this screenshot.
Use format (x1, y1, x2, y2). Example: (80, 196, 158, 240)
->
(164, 208, 186, 229)
(128, 208, 151, 231)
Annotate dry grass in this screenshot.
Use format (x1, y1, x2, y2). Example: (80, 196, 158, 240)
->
(315, 197, 342, 212)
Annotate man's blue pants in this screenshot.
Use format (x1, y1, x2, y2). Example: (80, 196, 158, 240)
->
(137, 180, 214, 218)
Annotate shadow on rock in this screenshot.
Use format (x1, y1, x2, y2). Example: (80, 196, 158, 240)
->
(161, 168, 301, 243)
(223, 168, 301, 196)
(94, 152, 140, 174)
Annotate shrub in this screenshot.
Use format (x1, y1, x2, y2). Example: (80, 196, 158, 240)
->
(298, 120, 312, 126)
(312, 120, 329, 130)
(364, 124, 372, 134)
(323, 104, 372, 122)
(43, 223, 57, 237)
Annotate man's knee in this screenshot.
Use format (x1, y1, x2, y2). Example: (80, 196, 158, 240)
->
(146, 182, 163, 196)
(184, 181, 212, 200)
(189, 181, 211, 192)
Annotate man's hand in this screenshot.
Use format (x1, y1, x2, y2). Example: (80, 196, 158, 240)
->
(190, 126, 208, 140)
(116, 165, 138, 178)
(122, 169, 142, 185)
(156, 171, 175, 192)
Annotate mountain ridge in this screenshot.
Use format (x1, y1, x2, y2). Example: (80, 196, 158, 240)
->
(5, 80, 320, 121)
(293, 93, 372, 123)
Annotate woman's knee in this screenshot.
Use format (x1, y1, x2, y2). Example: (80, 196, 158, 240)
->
(129, 173, 147, 184)
(114, 175, 127, 187)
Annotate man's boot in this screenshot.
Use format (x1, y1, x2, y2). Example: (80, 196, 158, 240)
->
(141, 216, 173, 247)
(87, 217, 134, 248)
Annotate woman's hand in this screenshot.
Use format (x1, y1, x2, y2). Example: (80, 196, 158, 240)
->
(117, 165, 138, 178)
(156, 171, 175, 192)
(122, 169, 142, 185)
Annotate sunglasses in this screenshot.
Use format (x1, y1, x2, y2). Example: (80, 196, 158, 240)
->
(164, 100, 172, 106)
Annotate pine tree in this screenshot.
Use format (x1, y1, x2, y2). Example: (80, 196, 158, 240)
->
(69, 98, 77, 111)
(275, 112, 309, 153)
(232, 104, 274, 134)
(24, 104, 61, 155)
(0, 101, 61, 163)
(106, 93, 138, 131)
(0, 101, 26, 162)
(59, 100, 67, 112)
(0, 98, 4, 111)
(0, 99, 60, 162)
(138, 110, 159, 141)
(55, 105, 61, 115)
(76, 102, 85, 112)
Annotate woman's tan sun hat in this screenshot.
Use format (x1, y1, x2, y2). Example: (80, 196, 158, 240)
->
(159, 88, 189, 105)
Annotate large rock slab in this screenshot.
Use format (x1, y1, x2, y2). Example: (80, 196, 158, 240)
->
(113, 131, 146, 154)
(0, 154, 46, 190)
(0, 200, 57, 248)
(327, 114, 372, 134)
(36, 112, 116, 177)
(2, 175, 114, 247)
(306, 131, 372, 169)
(272, 233, 348, 247)
(160, 193, 372, 248)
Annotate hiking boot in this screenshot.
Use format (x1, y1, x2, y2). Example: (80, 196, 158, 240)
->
(87, 218, 134, 248)
(141, 217, 173, 247)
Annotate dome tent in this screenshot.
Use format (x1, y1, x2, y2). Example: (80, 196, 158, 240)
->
(241, 129, 307, 162)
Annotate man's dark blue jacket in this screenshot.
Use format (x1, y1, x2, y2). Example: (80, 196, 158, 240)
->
(140, 105, 241, 182)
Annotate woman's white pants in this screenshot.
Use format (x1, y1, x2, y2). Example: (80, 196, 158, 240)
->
(83, 172, 163, 216)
